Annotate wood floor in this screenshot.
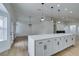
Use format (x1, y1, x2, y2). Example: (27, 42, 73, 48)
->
(0, 37, 79, 56)
(0, 36, 28, 56)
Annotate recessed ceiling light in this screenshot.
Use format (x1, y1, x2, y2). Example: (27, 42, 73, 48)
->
(70, 11, 72, 13)
(57, 21, 61, 23)
(57, 4, 60, 7)
(64, 8, 68, 11)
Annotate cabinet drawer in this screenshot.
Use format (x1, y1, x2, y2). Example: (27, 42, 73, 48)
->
(36, 40, 44, 46)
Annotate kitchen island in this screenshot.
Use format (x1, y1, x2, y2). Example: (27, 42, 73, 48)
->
(28, 34, 75, 56)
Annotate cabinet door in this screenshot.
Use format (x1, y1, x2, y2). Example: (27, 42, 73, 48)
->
(66, 35, 72, 47)
(57, 37, 63, 51)
(61, 36, 67, 49)
(63, 36, 69, 49)
(69, 35, 72, 46)
(53, 37, 60, 53)
(59, 37, 64, 51)
(70, 35, 75, 45)
(35, 40, 44, 56)
(44, 39, 53, 56)
(64, 35, 71, 48)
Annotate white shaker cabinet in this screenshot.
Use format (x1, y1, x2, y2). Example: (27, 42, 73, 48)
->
(67, 35, 72, 47)
(61, 36, 67, 49)
(35, 39, 53, 56)
(65, 35, 73, 47)
(44, 39, 53, 56)
(28, 34, 75, 56)
(64, 36, 69, 48)
(71, 35, 75, 45)
(35, 40, 44, 56)
(53, 37, 60, 53)
(58, 37, 64, 51)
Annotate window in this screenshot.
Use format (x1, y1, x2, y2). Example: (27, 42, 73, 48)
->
(0, 16, 7, 41)
(70, 25, 76, 33)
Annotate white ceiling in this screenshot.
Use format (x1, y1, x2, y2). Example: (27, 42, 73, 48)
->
(11, 3, 79, 23)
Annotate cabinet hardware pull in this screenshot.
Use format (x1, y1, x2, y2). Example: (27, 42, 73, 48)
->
(66, 39, 67, 43)
(44, 45, 47, 50)
(57, 42, 59, 45)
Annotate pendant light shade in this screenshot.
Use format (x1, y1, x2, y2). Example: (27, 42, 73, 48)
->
(41, 17, 44, 22)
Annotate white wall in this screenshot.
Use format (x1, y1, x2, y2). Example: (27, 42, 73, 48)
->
(16, 17, 76, 36)
(15, 16, 54, 36)
(32, 21, 53, 35)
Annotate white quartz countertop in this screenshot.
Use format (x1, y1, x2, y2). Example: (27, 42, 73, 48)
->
(28, 33, 73, 40)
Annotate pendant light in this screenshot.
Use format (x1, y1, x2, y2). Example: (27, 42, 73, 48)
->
(28, 16, 32, 35)
(28, 16, 32, 27)
(40, 3, 45, 22)
(50, 6, 54, 22)
(57, 9, 61, 24)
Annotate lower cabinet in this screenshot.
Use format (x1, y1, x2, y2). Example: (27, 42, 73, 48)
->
(65, 35, 73, 47)
(64, 36, 69, 48)
(58, 37, 64, 51)
(70, 35, 75, 45)
(35, 39, 53, 56)
(44, 39, 53, 56)
(35, 37, 66, 56)
(53, 38, 60, 53)
(35, 40, 44, 56)
(53, 37, 64, 53)
(29, 34, 75, 56)
(61, 36, 67, 49)
(67, 35, 72, 47)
